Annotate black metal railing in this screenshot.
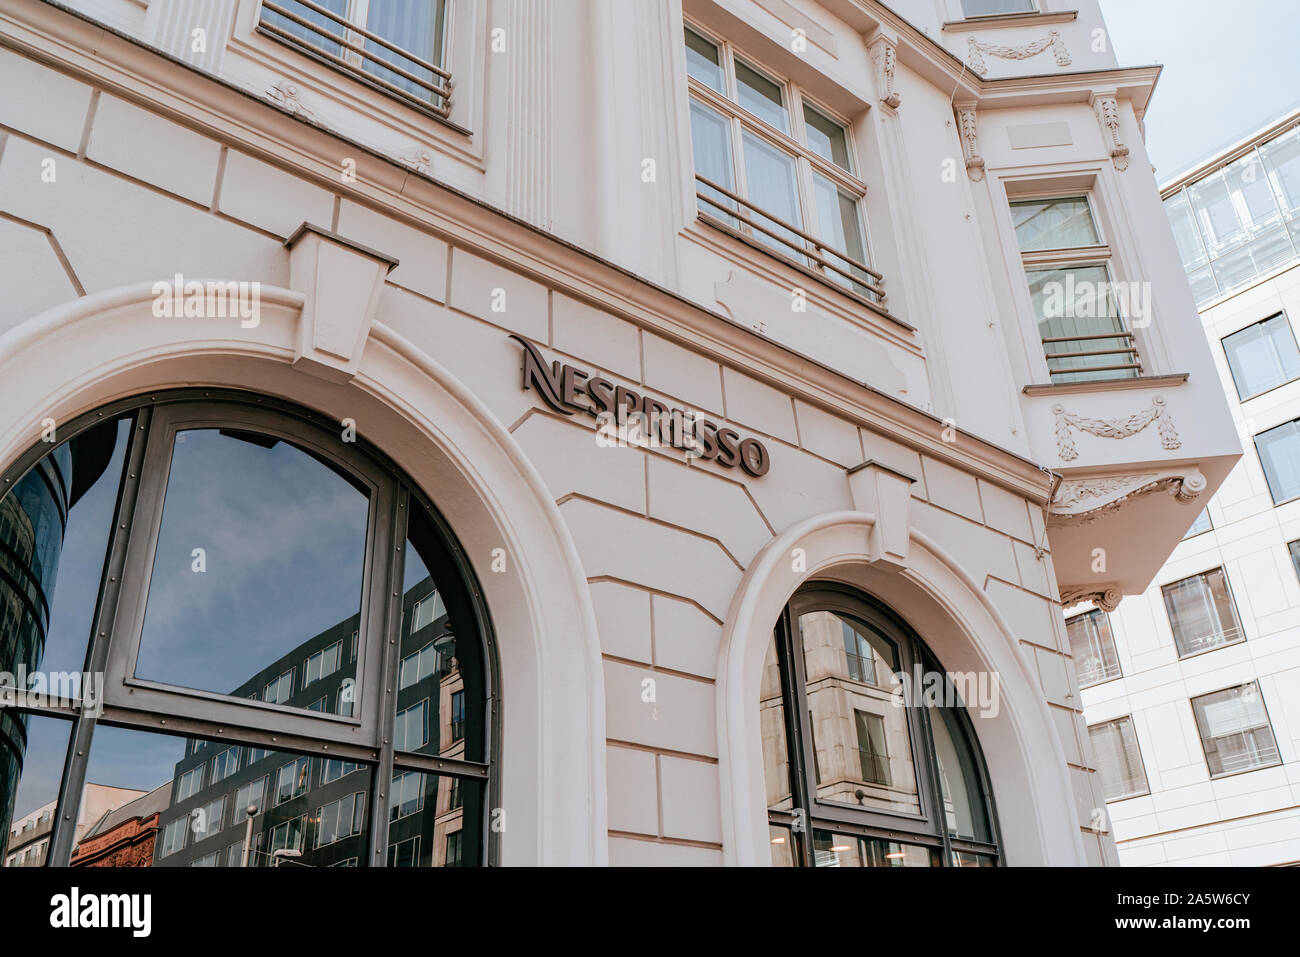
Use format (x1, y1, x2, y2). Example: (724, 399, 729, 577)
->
(1041, 330, 1142, 381)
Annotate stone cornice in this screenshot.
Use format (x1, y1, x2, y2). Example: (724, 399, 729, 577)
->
(0, 0, 1052, 506)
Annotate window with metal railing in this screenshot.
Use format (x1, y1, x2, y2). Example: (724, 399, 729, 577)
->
(1191, 683, 1281, 778)
(1065, 608, 1122, 688)
(683, 23, 885, 306)
(257, 0, 451, 118)
(1161, 566, 1245, 658)
(1012, 194, 1141, 383)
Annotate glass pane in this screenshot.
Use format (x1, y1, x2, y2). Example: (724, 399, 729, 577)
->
(1223, 313, 1300, 399)
(1260, 127, 1300, 217)
(1192, 683, 1280, 776)
(961, 0, 1036, 15)
(1189, 171, 1248, 256)
(768, 824, 796, 866)
(260, 0, 348, 58)
(1026, 264, 1136, 383)
(364, 0, 447, 105)
(1186, 265, 1220, 306)
(689, 99, 736, 225)
(1011, 197, 1099, 251)
(386, 769, 481, 866)
(803, 104, 851, 170)
(1, 716, 70, 865)
(742, 132, 804, 262)
(1257, 419, 1300, 503)
(1223, 150, 1283, 235)
(1088, 717, 1149, 800)
(684, 26, 723, 93)
(1164, 191, 1208, 270)
(812, 830, 938, 867)
(1291, 540, 1300, 581)
(1, 417, 130, 698)
(950, 850, 997, 866)
(735, 58, 788, 134)
(1184, 509, 1212, 538)
(812, 174, 873, 296)
(929, 704, 992, 843)
(393, 503, 484, 762)
(79, 725, 373, 867)
(134, 428, 368, 715)
(1162, 568, 1244, 656)
(798, 610, 920, 815)
(760, 632, 793, 812)
(1066, 610, 1121, 687)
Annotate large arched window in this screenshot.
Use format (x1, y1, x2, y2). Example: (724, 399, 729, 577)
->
(0, 390, 495, 867)
(762, 583, 999, 866)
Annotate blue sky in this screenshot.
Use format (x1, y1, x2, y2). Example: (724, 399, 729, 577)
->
(1099, 0, 1300, 181)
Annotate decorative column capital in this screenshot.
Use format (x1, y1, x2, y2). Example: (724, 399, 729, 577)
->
(1091, 91, 1130, 172)
(866, 33, 901, 110)
(955, 102, 984, 182)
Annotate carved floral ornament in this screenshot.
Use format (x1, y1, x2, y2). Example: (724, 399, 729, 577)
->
(965, 30, 1072, 77)
(868, 35, 901, 109)
(1060, 584, 1123, 613)
(1048, 468, 1207, 527)
(956, 103, 984, 182)
(1053, 396, 1180, 462)
(1092, 93, 1131, 172)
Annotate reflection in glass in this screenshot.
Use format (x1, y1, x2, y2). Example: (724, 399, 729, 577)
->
(769, 824, 795, 867)
(803, 104, 851, 170)
(743, 132, 804, 262)
(385, 770, 481, 867)
(1, 717, 71, 866)
(79, 725, 373, 867)
(364, 0, 448, 104)
(1027, 264, 1137, 384)
(684, 26, 723, 93)
(1011, 196, 1099, 251)
(1223, 313, 1300, 400)
(929, 704, 992, 844)
(690, 99, 737, 226)
(759, 632, 793, 812)
(812, 830, 937, 867)
(799, 611, 920, 815)
(135, 428, 368, 716)
(0, 418, 129, 842)
(735, 58, 787, 133)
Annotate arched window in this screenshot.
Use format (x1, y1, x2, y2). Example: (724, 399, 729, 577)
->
(0, 391, 495, 867)
(762, 583, 999, 866)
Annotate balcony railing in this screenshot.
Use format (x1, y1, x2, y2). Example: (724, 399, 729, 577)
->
(259, 0, 452, 118)
(1041, 330, 1142, 382)
(694, 174, 887, 306)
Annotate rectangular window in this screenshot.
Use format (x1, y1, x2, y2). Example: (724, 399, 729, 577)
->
(1088, 717, 1149, 800)
(394, 699, 429, 752)
(410, 590, 446, 633)
(683, 25, 884, 305)
(1161, 567, 1245, 657)
(263, 668, 294, 705)
(961, 0, 1036, 16)
(841, 621, 877, 685)
(1184, 509, 1213, 538)
(210, 747, 240, 785)
(854, 710, 891, 786)
(191, 851, 220, 867)
(275, 755, 312, 806)
(1066, 609, 1122, 687)
(1012, 195, 1139, 384)
(233, 776, 267, 818)
(192, 795, 226, 843)
(450, 690, 466, 743)
(158, 817, 186, 858)
(304, 640, 343, 688)
(399, 641, 439, 690)
(391, 770, 426, 820)
(1290, 540, 1300, 580)
(257, 0, 452, 117)
(336, 685, 355, 717)
(321, 759, 362, 785)
(316, 791, 366, 847)
(388, 835, 421, 867)
(176, 765, 204, 802)
(268, 815, 306, 857)
(1223, 313, 1300, 399)
(1256, 418, 1300, 503)
(444, 830, 463, 867)
(1191, 683, 1281, 777)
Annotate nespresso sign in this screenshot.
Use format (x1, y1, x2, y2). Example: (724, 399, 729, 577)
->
(511, 335, 771, 477)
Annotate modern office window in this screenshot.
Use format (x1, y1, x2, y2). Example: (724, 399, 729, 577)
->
(321, 760, 361, 785)
(387, 836, 420, 867)
(410, 590, 446, 633)
(1066, 609, 1122, 687)
(1012, 195, 1140, 383)
(394, 700, 429, 752)
(1223, 313, 1300, 399)
(1163, 123, 1300, 305)
(762, 583, 998, 867)
(1184, 508, 1213, 538)
(391, 770, 426, 821)
(276, 755, 312, 806)
(444, 830, 463, 867)
(684, 24, 884, 304)
(1290, 539, 1300, 580)
(1256, 418, 1300, 503)
(191, 851, 220, 868)
(0, 392, 491, 866)
(961, 0, 1036, 16)
(268, 816, 306, 858)
(257, 0, 451, 117)
(399, 641, 439, 690)
(1191, 683, 1282, 777)
(450, 690, 466, 743)
(1088, 717, 1150, 800)
(1162, 567, 1245, 656)
(316, 792, 366, 848)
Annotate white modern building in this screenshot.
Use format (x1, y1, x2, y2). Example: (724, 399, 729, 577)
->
(1077, 107, 1300, 867)
(0, 0, 1240, 867)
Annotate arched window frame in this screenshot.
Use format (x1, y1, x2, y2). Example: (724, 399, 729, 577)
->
(767, 582, 1002, 866)
(0, 389, 500, 867)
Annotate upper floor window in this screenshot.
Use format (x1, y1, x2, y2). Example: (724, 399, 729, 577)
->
(1222, 312, 1300, 400)
(1191, 683, 1281, 777)
(961, 0, 1036, 16)
(1088, 716, 1149, 800)
(1012, 195, 1141, 384)
(1255, 417, 1300, 503)
(1066, 609, 1121, 688)
(684, 24, 885, 306)
(1161, 567, 1244, 657)
(1290, 539, 1300, 581)
(258, 0, 451, 118)
(763, 585, 999, 867)
(1183, 508, 1213, 538)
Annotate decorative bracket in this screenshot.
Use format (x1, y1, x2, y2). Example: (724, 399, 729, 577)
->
(1060, 585, 1123, 613)
(847, 460, 916, 571)
(867, 34, 901, 109)
(1048, 468, 1207, 526)
(955, 102, 984, 182)
(1091, 92, 1130, 172)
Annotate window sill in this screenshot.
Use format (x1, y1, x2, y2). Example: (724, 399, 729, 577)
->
(942, 11, 1078, 32)
(1206, 759, 1284, 781)
(1173, 635, 1246, 661)
(1023, 373, 1188, 396)
(695, 213, 914, 333)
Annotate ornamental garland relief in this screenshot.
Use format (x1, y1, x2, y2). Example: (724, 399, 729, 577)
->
(965, 31, 1071, 77)
(1053, 396, 1181, 462)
